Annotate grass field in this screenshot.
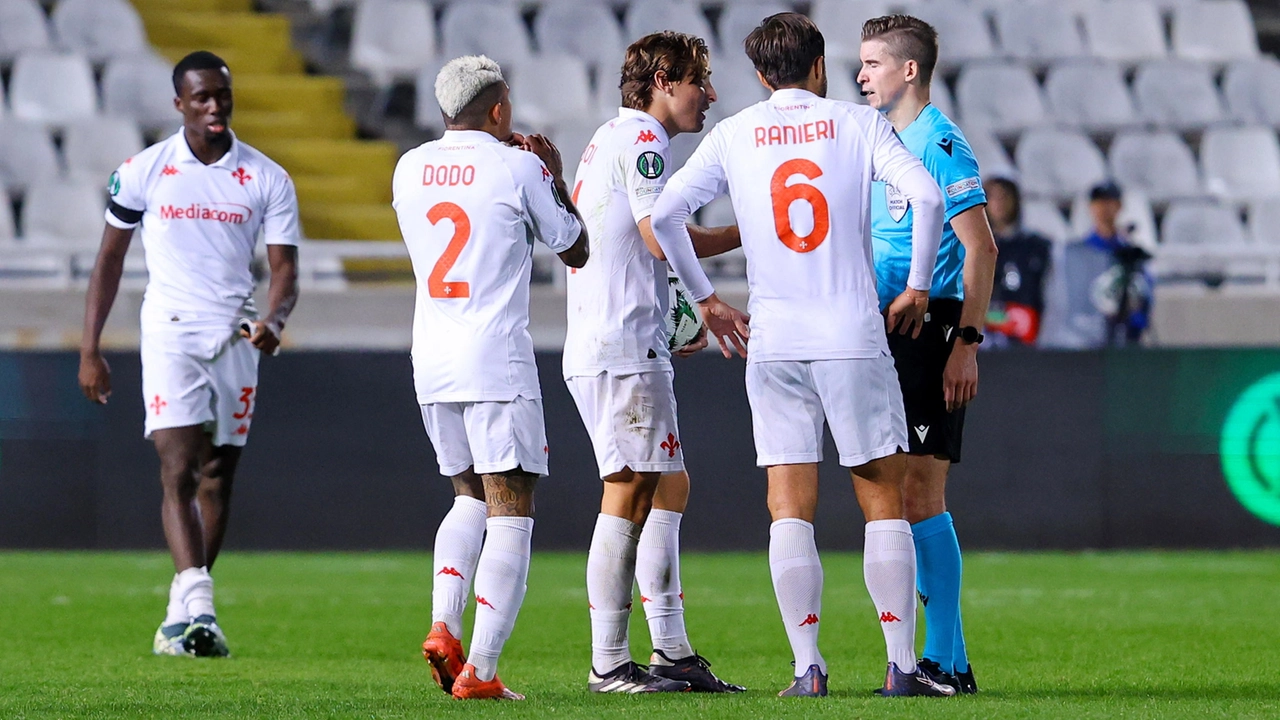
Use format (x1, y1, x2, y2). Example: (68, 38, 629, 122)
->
(1, 551, 1278, 719)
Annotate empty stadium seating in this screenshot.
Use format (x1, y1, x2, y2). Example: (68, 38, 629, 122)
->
(1108, 131, 1202, 202)
(348, 0, 436, 88)
(1044, 60, 1138, 132)
(51, 0, 148, 63)
(0, 0, 51, 64)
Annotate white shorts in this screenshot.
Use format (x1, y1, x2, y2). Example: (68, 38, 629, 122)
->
(745, 356, 907, 468)
(566, 370, 684, 477)
(419, 396, 550, 477)
(140, 319, 260, 448)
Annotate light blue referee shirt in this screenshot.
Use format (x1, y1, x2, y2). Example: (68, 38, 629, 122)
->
(871, 104, 986, 310)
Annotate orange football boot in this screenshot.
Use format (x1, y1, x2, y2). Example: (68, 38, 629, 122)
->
(422, 622, 466, 694)
(451, 663, 525, 700)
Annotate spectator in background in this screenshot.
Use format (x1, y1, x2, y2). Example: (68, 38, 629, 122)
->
(1060, 181, 1152, 348)
(983, 176, 1051, 347)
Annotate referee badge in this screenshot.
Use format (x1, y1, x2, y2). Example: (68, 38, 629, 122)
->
(886, 184, 908, 222)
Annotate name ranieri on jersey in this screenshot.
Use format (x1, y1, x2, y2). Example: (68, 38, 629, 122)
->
(754, 119, 836, 148)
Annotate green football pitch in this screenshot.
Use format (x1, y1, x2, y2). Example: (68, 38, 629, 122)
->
(2, 551, 1277, 719)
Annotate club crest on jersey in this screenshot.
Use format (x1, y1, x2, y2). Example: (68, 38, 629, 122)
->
(635, 129, 659, 144)
(232, 167, 253, 186)
(886, 184, 908, 222)
(636, 151, 664, 179)
(108, 171, 121, 196)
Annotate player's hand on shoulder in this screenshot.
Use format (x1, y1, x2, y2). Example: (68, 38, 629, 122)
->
(698, 294, 750, 359)
(673, 325, 708, 357)
(521, 133, 563, 180)
(78, 352, 111, 404)
(886, 287, 929, 339)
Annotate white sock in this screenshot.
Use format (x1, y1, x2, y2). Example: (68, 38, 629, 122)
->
(176, 566, 215, 620)
(587, 513, 641, 673)
(468, 516, 534, 682)
(636, 509, 693, 659)
(864, 519, 918, 673)
(431, 495, 488, 637)
(769, 519, 825, 674)
(163, 573, 190, 627)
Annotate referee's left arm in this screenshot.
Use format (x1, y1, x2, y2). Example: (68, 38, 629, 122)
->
(947, 206, 998, 410)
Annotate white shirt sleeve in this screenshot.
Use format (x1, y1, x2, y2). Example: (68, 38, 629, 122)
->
(518, 154, 582, 254)
(262, 171, 302, 246)
(623, 134, 671, 223)
(866, 111, 944, 293)
(104, 156, 146, 230)
(651, 123, 732, 302)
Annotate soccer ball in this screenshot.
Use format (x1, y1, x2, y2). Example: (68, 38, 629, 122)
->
(666, 272, 704, 352)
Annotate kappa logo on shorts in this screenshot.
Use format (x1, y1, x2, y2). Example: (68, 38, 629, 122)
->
(914, 425, 930, 443)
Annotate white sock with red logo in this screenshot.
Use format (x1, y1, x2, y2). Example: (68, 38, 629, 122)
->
(864, 519, 918, 673)
(431, 495, 487, 637)
(769, 518, 825, 675)
(587, 513, 641, 674)
(636, 509, 694, 660)
(468, 516, 533, 682)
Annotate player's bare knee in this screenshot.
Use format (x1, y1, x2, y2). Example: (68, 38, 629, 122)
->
(481, 471, 537, 517)
(450, 469, 485, 500)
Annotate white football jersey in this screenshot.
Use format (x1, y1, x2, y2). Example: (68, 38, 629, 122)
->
(105, 130, 300, 321)
(563, 108, 672, 378)
(393, 130, 583, 404)
(662, 88, 933, 363)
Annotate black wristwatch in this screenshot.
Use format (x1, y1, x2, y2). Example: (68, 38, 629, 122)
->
(958, 326, 984, 345)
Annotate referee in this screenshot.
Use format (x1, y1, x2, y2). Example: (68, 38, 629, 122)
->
(858, 16, 999, 694)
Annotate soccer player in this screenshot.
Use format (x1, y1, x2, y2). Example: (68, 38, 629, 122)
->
(859, 15, 1000, 694)
(564, 32, 744, 694)
(77, 51, 300, 658)
(394, 55, 589, 701)
(650, 13, 955, 698)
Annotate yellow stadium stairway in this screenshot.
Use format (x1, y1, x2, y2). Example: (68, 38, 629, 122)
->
(132, 0, 402, 242)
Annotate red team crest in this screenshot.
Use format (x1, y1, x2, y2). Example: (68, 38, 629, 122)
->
(161, 165, 180, 176)
(232, 167, 253, 185)
(661, 432, 680, 458)
(635, 129, 659, 144)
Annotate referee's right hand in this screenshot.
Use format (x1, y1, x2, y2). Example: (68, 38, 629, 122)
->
(78, 352, 112, 404)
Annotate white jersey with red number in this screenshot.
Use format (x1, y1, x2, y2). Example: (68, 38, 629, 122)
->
(393, 130, 583, 404)
(662, 88, 931, 363)
(563, 108, 672, 378)
(105, 130, 300, 321)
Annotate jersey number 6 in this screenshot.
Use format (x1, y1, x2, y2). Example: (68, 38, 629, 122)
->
(427, 202, 471, 299)
(770, 159, 829, 253)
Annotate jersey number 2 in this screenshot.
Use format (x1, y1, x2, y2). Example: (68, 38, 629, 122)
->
(427, 202, 471, 298)
(770, 159, 829, 253)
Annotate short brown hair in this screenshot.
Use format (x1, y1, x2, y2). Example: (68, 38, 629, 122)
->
(744, 12, 825, 90)
(619, 32, 711, 110)
(861, 15, 939, 85)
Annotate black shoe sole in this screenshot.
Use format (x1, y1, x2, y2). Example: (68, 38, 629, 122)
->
(184, 627, 229, 657)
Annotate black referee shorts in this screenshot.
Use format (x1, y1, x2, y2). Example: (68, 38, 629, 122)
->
(885, 298, 965, 463)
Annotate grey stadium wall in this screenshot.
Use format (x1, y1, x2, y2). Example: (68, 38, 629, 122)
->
(1, 349, 1279, 550)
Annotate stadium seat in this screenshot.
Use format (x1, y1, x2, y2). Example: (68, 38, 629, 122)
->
(349, 0, 436, 88)
(826, 59, 864, 104)
(533, 0, 626, 73)
(51, 0, 148, 64)
(1108, 131, 1201, 203)
(63, 117, 145, 184)
(624, 0, 716, 50)
(1161, 200, 1247, 246)
(1248, 198, 1280, 245)
(719, 2, 791, 51)
(711, 52, 768, 116)
(510, 55, 598, 129)
(102, 53, 178, 132)
(0, 0, 49, 64)
(1015, 129, 1107, 200)
(1133, 59, 1225, 130)
(994, 3, 1087, 64)
(1044, 60, 1138, 132)
(1171, 0, 1258, 63)
(931, 82, 956, 120)
(965, 128, 1015, 178)
(955, 63, 1047, 134)
(1081, 0, 1166, 64)
(8, 51, 97, 126)
(914, 4, 995, 69)
(809, 0, 892, 62)
(1022, 199, 1072, 244)
(0, 195, 15, 241)
(20, 179, 104, 246)
(440, 2, 532, 70)
(1200, 126, 1280, 201)
(0, 120, 61, 195)
(553, 119, 603, 184)
(1223, 58, 1280, 127)
(413, 58, 449, 135)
